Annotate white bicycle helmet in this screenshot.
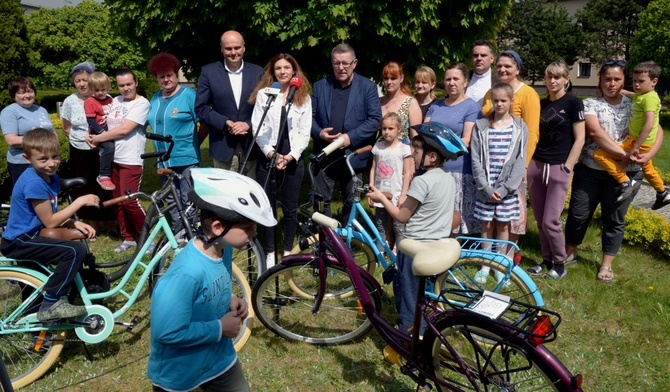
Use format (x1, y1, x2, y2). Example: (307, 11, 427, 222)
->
(188, 168, 277, 227)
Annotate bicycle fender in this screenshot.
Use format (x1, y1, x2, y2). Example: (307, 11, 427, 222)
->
(0, 261, 51, 283)
(511, 265, 544, 307)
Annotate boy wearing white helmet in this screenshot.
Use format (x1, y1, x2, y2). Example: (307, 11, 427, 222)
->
(368, 122, 467, 334)
(148, 169, 276, 392)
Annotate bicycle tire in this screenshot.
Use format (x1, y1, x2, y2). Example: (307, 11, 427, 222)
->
(434, 257, 539, 322)
(231, 263, 253, 351)
(0, 271, 66, 389)
(232, 237, 265, 287)
(288, 236, 377, 299)
(423, 312, 572, 391)
(251, 260, 381, 345)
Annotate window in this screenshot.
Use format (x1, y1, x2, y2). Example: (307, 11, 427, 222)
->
(578, 62, 592, 78)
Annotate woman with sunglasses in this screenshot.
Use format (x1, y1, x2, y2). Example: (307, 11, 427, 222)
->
(563, 59, 664, 283)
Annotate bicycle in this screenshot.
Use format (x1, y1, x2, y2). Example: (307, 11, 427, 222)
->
(253, 212, 583, 390)
(289, 141, 544, 309)
(0, 140, 252, 389)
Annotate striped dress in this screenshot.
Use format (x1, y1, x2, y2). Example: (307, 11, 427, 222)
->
(474, 124, 521, 222)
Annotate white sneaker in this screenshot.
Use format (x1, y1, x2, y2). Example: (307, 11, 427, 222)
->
(266, 252, 276, 269)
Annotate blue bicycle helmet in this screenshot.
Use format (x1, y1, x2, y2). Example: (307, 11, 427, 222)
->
(411, 122, 468, 161)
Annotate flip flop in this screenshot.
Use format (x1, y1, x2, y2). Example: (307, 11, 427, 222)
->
(597, 265, 614, 283)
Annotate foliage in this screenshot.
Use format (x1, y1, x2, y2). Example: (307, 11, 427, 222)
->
(0, 0, 32, 108)
(24, 0, 147, 89)
(624, 206, 670, 258)
(104, 0, 513, 82)
(575, 0, 650, 64)
(498, 0, 584, 85)
(630, 0, 670, 95)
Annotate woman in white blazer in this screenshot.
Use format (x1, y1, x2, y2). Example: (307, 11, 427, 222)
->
(250, 53, 312, 266)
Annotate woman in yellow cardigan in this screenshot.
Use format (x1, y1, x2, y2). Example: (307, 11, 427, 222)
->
(480, 50, 541, 241)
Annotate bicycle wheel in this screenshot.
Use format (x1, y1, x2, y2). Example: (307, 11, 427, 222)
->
(434, 257, 539, 320)
(423, 313, 569, 391)
(252, 261, 381, 345)
(288, 236, 377, 299)
(232, 237, 265, 287)
(230, 263, 253, 351)
(0, 271, 66, 389)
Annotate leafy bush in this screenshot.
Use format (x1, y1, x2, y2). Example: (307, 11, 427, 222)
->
(623, 207, 670, 259)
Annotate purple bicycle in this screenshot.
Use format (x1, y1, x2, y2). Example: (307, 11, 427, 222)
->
(252, 212, 583, 391)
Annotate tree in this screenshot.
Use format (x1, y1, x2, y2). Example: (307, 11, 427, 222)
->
(575, 0, 650, 64)
(0, 0, 32, 106)
(498, 0, 584, 85)
(631, 0, 670, 95)
(104, 0, 513, 82)
(25, 0, 146, 89)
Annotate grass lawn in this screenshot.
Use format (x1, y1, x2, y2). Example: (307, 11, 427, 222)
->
(14, 140, 670, 391)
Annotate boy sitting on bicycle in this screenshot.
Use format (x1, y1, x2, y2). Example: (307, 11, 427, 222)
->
(148, 168, 277, 392)
(368, 122, 464, 333)
(0, 128, 99, 321)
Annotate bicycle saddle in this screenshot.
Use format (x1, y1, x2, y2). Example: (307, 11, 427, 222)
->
(60, 177, 87, 192)
(398, 238, 461, 277)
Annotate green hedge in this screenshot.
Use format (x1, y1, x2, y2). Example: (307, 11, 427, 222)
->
(624, 207, 670, 259)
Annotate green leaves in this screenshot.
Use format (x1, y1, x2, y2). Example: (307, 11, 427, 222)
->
(631, 0, 670, 94)
(104, 0, 513, 82)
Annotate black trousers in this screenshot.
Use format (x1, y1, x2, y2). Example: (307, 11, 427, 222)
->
(256, 157, 305, 252)
(1, 234, 86, 301)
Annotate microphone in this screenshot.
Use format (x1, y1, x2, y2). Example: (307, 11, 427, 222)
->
(285, 76, 302, 104)
(263, 81, 281, 106)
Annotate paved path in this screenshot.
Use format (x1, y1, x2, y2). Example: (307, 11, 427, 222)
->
(630, 180, 670, 219)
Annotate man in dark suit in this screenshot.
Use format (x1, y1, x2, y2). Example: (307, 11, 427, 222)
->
(195, 30, 263, 179)
(466, 39, 500, 107)
(311, 43, 381, 220)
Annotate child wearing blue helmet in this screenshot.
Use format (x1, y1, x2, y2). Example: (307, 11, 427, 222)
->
(148, 168, 277, 392)
(368, 121, 467, 333)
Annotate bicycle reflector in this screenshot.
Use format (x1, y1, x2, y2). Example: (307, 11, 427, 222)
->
(513, 251, 522, 266)
(527, 314, 552, 345)
(572, 374, 583, 389)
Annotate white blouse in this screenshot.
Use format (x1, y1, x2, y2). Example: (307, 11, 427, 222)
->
(252, 89, 312, 161)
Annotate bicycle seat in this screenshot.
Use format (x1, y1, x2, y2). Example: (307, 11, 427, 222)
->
(398, 238, 461, 277)
(60, 177, 87, 192)
(39, 228, 86, 240)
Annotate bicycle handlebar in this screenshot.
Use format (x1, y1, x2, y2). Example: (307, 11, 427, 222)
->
(354, 145, 372, 155)
(146, 133, 173, 142)
(102, 194, 133, 208)
(140, 151, 165, 159)
(157, 168, 173, 176)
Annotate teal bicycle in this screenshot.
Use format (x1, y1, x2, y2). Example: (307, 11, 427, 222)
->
(0, 152, 252, 389)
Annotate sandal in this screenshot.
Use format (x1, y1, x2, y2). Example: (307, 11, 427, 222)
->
(597, 265, 614, 283)
(528, 260, 553, 276)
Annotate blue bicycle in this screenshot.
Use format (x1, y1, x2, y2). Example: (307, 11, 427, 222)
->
(289, 143, 543, 310)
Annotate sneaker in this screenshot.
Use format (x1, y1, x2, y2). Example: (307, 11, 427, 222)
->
(96, 176, 116, 191)
(616, 179, 640, 203)
(36, 299, 86, 321)
(528, 260, 553, 276)
(114, 240, 137, 252)
(145, 243, 156, 255)
(474, 270, 488, 284)
(651, 190, 670, 210)
(266, 252, 275, 269)
(565, 252, 578, 266)
(547, 267, 567, 280)
(494, 271, 511, 288)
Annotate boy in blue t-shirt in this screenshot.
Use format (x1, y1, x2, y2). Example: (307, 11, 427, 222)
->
(148, 169, 277, 392)
(0, 128, 99, 321)
(368, 122, 462, 333)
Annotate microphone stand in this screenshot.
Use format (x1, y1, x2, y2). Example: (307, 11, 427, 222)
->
(240, 94, 277, 177)
(262, 97, 295, 270)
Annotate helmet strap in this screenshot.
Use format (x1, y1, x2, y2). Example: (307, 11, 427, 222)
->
(418, 148, 440, 175)
(196, 221, 234, 246)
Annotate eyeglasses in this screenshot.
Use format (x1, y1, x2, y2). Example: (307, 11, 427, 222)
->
(603, 59, 626, 67)
(331, 60, 356, 69)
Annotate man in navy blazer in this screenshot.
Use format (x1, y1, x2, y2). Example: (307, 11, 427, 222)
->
(195, 30, 263, 179)
(311, 43, 382, 219)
